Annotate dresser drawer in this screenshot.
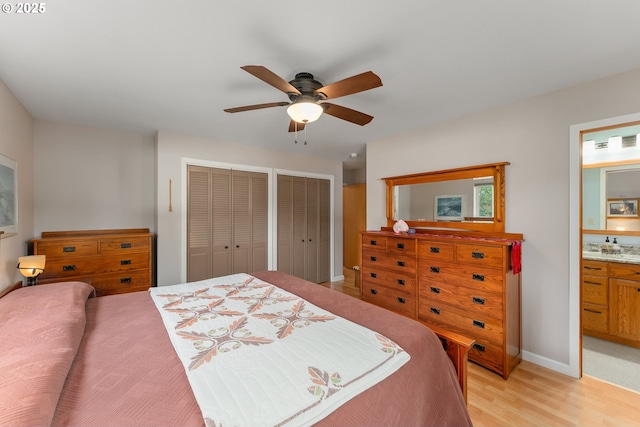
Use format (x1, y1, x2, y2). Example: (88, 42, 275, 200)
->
(608, 262, 640, 281)
(469, 340, 505, 376)
(34, 240, 98, 258)
(418, 241, 454, 262)
(362, 253, 417, 274)
(418, 301, 503, 345)
(41, 252, 149, 279)
(100, 236, 150, 254)
(361, 266, 415, 294)
(582, 275, 608, 306)
(419, 282, 503, 318)
(362, 285, 416, 318)
(583, 303, 608, 334)
(387, 237, 416, 256)
(91, 270, 151, 297)
(362, 235, 387, 252)
(418, 261, 504, 293)
(582, 259, 608, 277)
(455, 243, 504, 269)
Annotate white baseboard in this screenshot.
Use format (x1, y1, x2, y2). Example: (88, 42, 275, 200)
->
(522, 350, 580, 379)
(331, 274, 345, 282)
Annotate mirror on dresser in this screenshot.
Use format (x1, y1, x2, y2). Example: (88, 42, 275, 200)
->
(383, 162, 508, 233)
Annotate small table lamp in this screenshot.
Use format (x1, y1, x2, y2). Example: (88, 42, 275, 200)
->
(17, 255, 46, 286)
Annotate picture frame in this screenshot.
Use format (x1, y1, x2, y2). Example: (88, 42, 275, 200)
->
(0, 153, 18, 236)
(606, 199, 638, 217)
(434, 194, 464, 221)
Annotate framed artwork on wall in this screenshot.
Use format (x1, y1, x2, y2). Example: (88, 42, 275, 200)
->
(434, 194, 464, 221)
(606, 198, 638, 217)
(0, 153, 18, 236)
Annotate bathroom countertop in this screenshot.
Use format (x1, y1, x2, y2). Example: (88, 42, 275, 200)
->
(582, 251, 640, 264)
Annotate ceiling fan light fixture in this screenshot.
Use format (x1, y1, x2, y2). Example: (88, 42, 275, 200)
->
(287, 101, 323, 124)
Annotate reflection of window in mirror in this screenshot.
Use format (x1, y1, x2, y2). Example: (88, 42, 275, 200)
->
(473, 177, 494, 218)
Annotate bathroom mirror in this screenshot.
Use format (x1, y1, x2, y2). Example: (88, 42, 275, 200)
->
(383, 162, 508, 233)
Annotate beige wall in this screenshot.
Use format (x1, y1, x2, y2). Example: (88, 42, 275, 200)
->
(0, 80, 34, 291)
(367, 67, 640, 376)
(155, 130, 344, 287)
(33, 121, 156, 235)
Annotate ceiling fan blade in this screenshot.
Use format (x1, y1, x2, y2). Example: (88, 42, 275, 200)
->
(224, 102, 289, 113)
(315, 71, 382, 99)
(241, 65, 301, 95)
(288, 120, 306, 133)
(322, 103, 374, 126)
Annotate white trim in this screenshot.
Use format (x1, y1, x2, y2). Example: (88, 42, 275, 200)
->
(522, 350, 575, 377)
(273, 168, 336, 282)
(568, 111, 640, 379)
(180, 158, 275, 283)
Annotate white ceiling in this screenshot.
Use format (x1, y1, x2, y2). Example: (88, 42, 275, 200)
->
(2, 1, 640, 169)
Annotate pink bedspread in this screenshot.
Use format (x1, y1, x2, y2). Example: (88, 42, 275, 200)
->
(2, 272, 472, 427)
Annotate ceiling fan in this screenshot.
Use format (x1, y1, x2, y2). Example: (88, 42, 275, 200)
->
(224, 65, 383, 132)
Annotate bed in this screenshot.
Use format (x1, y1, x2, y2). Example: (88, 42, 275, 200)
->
(0, 271, 473, 427)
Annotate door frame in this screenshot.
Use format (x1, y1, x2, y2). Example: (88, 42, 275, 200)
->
(569, 111, 640, 378)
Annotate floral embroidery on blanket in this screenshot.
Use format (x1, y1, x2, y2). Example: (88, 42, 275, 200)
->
(150, 274, 411, 427)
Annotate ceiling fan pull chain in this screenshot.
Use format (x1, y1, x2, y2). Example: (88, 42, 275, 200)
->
(304, 125, 307, 145)
(294, 121, 298, 144)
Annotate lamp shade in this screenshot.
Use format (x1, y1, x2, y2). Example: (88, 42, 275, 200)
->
(287, 101, 323, 124)
(17, 255, 46, 278)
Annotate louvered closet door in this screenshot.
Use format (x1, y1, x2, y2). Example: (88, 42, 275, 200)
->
(187, 165, 212, 282)
(317, 179, 330, 282)
(305, 178, 319, 283)
(211, 168, 232, 277)
(276, 174, 330, 283)
(187, 166, 267, 281)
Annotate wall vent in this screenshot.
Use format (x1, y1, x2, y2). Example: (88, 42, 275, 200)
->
(622, 135, 637, 148)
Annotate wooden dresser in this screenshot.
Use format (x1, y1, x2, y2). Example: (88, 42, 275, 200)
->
(30, 228, 153, 297)
(361, 230, 523, 379)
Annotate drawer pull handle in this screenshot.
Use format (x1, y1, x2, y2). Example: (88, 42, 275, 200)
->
(121, 243, 132, 249)
(370, 240, 377, 246)
(430, 286, 440, 294)
(370, 272, 377, 278)
(397, 297, 406, 304)
(473, 296, 486, 305)
(472, 251, 485, 259)
(62, 246, 76, 253)
(584, 266, 603, 270)
(370, 288, 378, 295)
(62, 265, 76, 271)
(121, 277, 132, 283)
(473, 343, 486, 352)
(397, 279, 405, 285)
(397, 243, 405, 249)
(370, 256, 377, 262)
(121, 259, 132, 265)
(430, 266, 440, 273)
(397, 261, 405, 267)
(472, 274, 485, 281)
(430, 307, 440, 315)
(584, 280, 602, 285)
(584, 308, 602, 314)
(430, 247, 440, 253)
(473, 320, 485, 329)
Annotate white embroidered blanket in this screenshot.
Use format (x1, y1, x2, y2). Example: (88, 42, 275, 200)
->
(149, 273, 410, 427)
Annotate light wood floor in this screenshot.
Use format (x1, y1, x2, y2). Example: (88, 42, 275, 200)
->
(321, 276, 640, 427)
